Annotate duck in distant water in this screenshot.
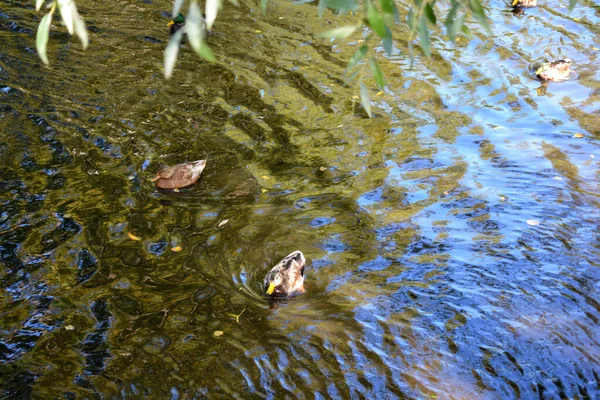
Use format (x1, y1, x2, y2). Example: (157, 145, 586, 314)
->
(536, 59, 572, 81)
(264, 251, 306, 297)
(152, 160, 206, 189)
(167, 13, 185, 35)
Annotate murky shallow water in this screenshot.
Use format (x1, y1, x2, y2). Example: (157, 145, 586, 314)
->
(1, 0, 600, 398)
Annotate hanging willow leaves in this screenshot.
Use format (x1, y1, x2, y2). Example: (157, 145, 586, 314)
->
(418, 17, 430, 57)
(173, 0, 185, 17)
(369, 57, 384, 88)
(317, 25, 358, 39)
(57, 0, 75, 34)
(73, 12, 88, 49)
(36, 0, 45, 12)
(164, 29, 183, 78)
(468, 0, 490, 33)
(188, 1, 205, 55)
(325, 0, 359, 13)
(359, 81, 372, 118)
(348, 44, 368, 70)
(424, 3, 436, 25)
(260, 0, 268, 14)
(367, 1, 392, 55)
(36, 10, 53, 65)
(206, 0, 221, 30)
(568, 0, 577, 10)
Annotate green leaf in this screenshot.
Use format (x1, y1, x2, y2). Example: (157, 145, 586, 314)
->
(228, 0, 239, 5)
(36, 11, 53, 65)
(198, 42, 215, 61)
(317, 25, 358, 39)
(568, 0, 577, 10)
(348, 44, 368, 70)
(359, 81, 372, 118)
(344, 69, 360, 85)
(468, 0, 490, 33)
(260, 0, 268, 14)
(418, 17, 430, 57)
(164, 29, 183, 79)
(188, 1, 205, 55)
(424, 3, 436, 25)
(444, 2, 460, 41)
(57, 0, 75, 34)
(369, 57, 384, 88)
(367, 2, 393, 55)
(325, 0, 358, 13)
(318, 0, 325, 18)
(172, 0, 185, 17)
(36, 0, 45, 12)
(461, 23, 472, 39)
(73, 13, 88, 49)
(379, 0, 395, 16)
(205, 0, 221, 30)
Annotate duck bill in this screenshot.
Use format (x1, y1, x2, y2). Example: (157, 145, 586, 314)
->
(266, 283, 276, 295)
(167, 20, 175, 27)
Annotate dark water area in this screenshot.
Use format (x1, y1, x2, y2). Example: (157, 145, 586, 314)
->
(1, 0, 600, 397)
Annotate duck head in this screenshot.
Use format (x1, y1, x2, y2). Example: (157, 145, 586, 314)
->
(263, 251, 306, 298)
(168, 13, 185, 35)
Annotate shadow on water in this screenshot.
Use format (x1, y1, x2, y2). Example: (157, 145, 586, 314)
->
(1, 0, 600, 397)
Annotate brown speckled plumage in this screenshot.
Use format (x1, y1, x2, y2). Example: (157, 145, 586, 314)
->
(264, 251, 306, 297)
(152, 160, 206, 189)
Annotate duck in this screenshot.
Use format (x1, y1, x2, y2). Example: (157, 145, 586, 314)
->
(536, 58, 572, 81)
(511, 0, 537, 7)
(264, 251, 306, 297)
(167, 13, 185, 35)
(152, 160, 206, 189)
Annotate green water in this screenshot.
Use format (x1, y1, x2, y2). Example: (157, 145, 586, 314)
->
(1, 0, 600, 398)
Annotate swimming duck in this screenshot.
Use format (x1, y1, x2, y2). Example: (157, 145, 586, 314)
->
(168, 13, 185, 35)
(152, 160, 206, 189)
(511, 0, 537, 7)
(536, 58, 572, 81)
(264, 251, 306, 297)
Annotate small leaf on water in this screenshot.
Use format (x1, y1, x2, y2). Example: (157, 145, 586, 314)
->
(319, 166, 327, 171)
(164, 29, 183, 79)
(205, 0, 222, 31)
(352, 95, 359, 99)
(128, 232, 142, 241)
(500, 196, 506, 201)
(218, 219, 229, 228)
(359, 81, 372, 118)
(573, 133, 584, 138)
(173, 188, 180, 192)
(64, 324, 75, 331)
(376, 91, 383, 96)
(36, 11, 53, 65)
(213, 330, 224, 336)
(255, 30, 262, 33)
(317, 25, 358, 39)
(226, 313, 238, 318)
(369, 57, 384, 88)
(171, 246, 183, 252)
(526, 219, 541, 226)
(261, 175, 271, 180)
(261, 188, 268, 193)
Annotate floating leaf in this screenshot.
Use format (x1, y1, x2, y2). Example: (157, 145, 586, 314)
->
(359, 81, 372, 118)
(57, 0, 75, 34)
(369, 57, 384, 88)
(64, 324, 75, 331)
(128, 232, 142, 241)
(172, 0, 185, 17)
(218, 219, 229, 228)
(36, 0, 45, 12)
(36, 11, 53, 65)
(573, 133, 584, 138)
(73, 13, 88, 49)
(317, 25, 358, 39)
(261, 175, 271, 180)
(164, 29, 183, 79)
(348, 45, 368, 70)
(526, 219, 540, 226)
(188, 2, 206, 56)
(213, 330, 224, 336)
(319, 166, 327, 171)
(205, 0, 222, 31)
(261, 188, 268, 193)
(171, 246, 183, 252)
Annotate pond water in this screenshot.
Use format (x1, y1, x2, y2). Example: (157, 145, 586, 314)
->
(1, 0, 600, 398)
